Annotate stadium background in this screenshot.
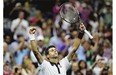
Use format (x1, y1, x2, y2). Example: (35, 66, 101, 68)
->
(3, 0, 112, 75)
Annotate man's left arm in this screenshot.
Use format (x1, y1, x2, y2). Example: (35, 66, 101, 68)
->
(67, 23, 85, 61)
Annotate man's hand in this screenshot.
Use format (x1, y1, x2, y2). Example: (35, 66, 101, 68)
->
(29, 27, 36, 34)
(79, 23, 86, 32)
(19, 37, 25, 42)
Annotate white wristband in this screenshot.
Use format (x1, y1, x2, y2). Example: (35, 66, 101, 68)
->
(29, 34, 35, 40)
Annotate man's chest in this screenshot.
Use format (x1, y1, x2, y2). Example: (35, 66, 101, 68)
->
(44, 63, 66, 75)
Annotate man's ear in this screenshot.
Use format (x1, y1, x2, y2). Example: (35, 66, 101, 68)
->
(46, 54, 49, 59)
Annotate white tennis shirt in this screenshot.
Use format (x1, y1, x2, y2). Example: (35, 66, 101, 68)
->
(39, 57, 71, 75)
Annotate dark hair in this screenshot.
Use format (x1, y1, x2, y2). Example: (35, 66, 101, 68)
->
(17, 34, 23, 38)
(15, 67, 18, 73)
(75, 70, 83, 75)
(3, 63, 9, 67)
(45, 45, 55, 55)
(86, 69, 93, 75)
(78, 60, 87, 70)
(100, 66, 109, 75)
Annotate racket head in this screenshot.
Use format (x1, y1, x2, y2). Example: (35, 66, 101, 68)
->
(59, 2, 80, 24)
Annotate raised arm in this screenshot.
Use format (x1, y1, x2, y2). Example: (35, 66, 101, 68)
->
(67, 23, 85, 61)
(29, 27, 44, 64)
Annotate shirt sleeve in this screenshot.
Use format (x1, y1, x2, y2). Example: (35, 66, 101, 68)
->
(23, 20, 29, 28)
(40, 60, 49, 70)
(60, 56, 71, 70)
(11, 20, 16, 32)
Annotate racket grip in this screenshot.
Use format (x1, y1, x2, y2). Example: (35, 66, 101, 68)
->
(84, 30, 93, 39)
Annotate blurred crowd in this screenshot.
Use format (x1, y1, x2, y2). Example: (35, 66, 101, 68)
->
(3, 0, 112, 75)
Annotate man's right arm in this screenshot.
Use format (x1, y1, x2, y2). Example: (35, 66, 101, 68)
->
(29, 27, 44, 64)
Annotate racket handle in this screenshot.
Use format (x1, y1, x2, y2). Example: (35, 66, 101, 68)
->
(84, 30, 93, 39)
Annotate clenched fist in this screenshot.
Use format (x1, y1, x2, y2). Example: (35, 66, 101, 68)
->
(79, 23, 86, 32)
(29, 27, 36, 34)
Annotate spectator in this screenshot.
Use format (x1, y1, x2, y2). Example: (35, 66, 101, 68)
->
(79, 1, 93, 25)
(108, 67, 112, 75)
(88, 12, 99, 33)
(9, 2, 30, 20)
(68, 40, 91, 61)
(35, 10, 45, 28)
(103, 39, 112, 60)
(67, 61, 79, 75)
(11, 11, 29, 40)
(28, 16, 43, 39)
(78, 60, 87, 75)
(42, 22, 51, 38)
(49, 29, 67, 53)
(86, 69, 93, 75)
(75, 70, 83, 75)
(4, 34, 15, 55)
(46, 18, 54, 37)
(3, 63, 12, 75)
(68, 0, 82, 11)
(100, 66, 109, 75)
(52, 0, 61, 21)
(22, 56, 37, 75)
(12, 65, 22, 75)
(91, 55, 108, 75)
(9, 34, 30, 65)
(4, 34, 12, 45)
(3, 42, 14, 67)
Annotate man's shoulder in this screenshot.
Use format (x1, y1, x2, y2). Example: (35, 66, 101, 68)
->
(40, 60, 51, 68)
(12, 18, 19, 22)
(60, 57, 68, 63)
(12, 18, 28, 22)
(41, 60, 49, 65)
(22, 19, 28, 22)
(10, 41, 18, 46)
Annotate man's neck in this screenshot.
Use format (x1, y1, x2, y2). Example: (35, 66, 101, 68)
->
(49, 58, 59, 64)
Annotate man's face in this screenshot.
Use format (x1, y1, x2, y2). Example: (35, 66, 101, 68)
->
(3, 64, 10, 71)
(84, 41, 90, 51)
(61, 32, 66, 41)
(37, 40, 44, 47)
(18, 36, 24, 42)
(71, 62, 78, 71)
(5, 35, 11, 44)
(97, 60, 105, 68)
(80, 61, 86, 69)
(3, 43, 8, 53)
(19, 11, 24, 19)
(47, 47, 58, 59)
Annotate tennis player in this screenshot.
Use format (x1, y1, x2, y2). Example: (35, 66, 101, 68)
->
(28, 23, 85, 75)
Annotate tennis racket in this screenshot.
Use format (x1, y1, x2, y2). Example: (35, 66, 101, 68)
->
(59, 2, 93, 39)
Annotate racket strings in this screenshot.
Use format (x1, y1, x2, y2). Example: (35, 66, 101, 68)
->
(60, 3, 80, 24)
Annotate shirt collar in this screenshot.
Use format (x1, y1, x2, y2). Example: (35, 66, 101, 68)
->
(50, 62, 60, 66)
